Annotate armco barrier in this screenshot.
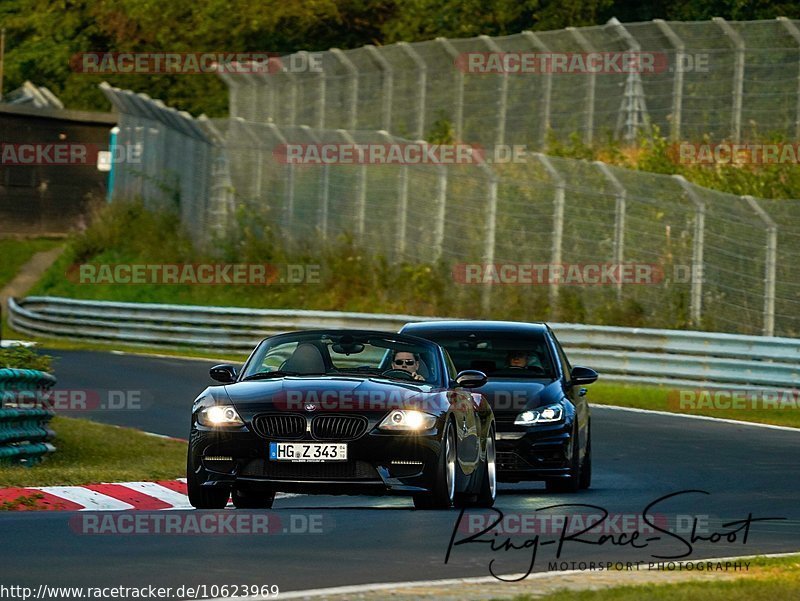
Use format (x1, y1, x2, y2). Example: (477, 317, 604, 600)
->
(8, 296, 800, 390)
(0, 368, 57, 464)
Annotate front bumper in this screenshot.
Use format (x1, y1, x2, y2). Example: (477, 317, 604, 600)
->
(493, 415, 574, 482)
(188, 426, 443, 496)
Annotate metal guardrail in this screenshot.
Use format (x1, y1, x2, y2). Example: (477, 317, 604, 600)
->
(8, 296, 800, 389)
(0, 368, 57, 464)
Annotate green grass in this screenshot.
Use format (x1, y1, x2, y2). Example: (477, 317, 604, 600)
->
(0, 416, 185, 488)
(590, 382, 800, 429)
(0, 237, 63, 290)
(494, 555, 800, 601)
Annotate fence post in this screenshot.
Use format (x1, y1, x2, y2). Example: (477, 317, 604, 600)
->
(217, 71, 240, 119)
(330, 49, 359, 130)
(533, 153, 565, 311)
(607, 17, 651, 142)
(265, 123, 294, 238)
(436, 37, 464, 141)
(479, 35, 509, 147)
(197, 115, 234, 243)
(266, 57, 297, 126)
(378, 131, 409, 258)
(594, 162, 626, 300)
(433, 155, 448, 262)
(236, 117, 264, 202)
(653, 19, 685, 142)
(338, 129, 367, 241)
(672, 175, 706, 326)
(473, 154, 498, 315)
(397, 42, 427, 139)
(312, 70, 325, 130)
(521, 31, 552, 149)
(743, 196, 777, 336)
(365, 45, 393, 132)
(566, 27, 596, 145)
(713, 17, 745, 143)
(301, 125, 330, 243)
(777, 17, 800, 140)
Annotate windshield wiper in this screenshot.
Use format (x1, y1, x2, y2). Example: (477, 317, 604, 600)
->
(241, 370, 303, 381)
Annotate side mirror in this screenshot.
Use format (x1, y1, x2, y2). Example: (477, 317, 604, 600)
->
(570, 366, 598, 385)
(210, 364, 238, 383)
(454, 370, 488, 389)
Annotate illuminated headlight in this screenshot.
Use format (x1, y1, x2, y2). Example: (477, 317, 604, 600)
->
(379, 410, 437, 431)
(514, 403, 564, 425)
(197, 405, 244, 427)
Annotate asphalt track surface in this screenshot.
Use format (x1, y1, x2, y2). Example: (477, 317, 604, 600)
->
(1, 349, 798, 595)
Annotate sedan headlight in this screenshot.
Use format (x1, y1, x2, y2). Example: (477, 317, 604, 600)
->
(379, 410, 437, 431)
(197, 405, 244, 427)
(514, 403, 564, 425)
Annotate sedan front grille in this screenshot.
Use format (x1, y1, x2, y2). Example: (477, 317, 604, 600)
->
(311, 415, 368, 440)
(252, 414, 306, 439)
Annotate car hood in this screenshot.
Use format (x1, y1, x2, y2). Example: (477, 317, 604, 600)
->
(198, 376, 452, 419)
(474, 378, 564, 416)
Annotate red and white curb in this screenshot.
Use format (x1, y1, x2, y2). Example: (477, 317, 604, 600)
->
(0, 479, 195, 511)
(0, 479, 301, 511)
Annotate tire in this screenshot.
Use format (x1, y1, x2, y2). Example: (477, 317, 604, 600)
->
(578, 423, 591, 490)
(474, 426, 497, 508)
(413, 420, 457, 509)
(187, 452, 230, 509)
(545, 423, 581, 494)
(232, 488, 275, 509)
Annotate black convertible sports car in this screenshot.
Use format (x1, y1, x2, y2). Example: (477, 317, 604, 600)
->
(399, 321, 597, 493)
(188, 329, 496, 509)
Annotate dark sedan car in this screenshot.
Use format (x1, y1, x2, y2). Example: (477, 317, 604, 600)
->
(399, 321, 597, 493)
(188, 329, 496, 509)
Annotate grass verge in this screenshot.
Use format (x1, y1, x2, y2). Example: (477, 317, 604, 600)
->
(493, 554, 800, 601)
(590, 382, 800, 429)
(0, 416, 185, 488)
(0, 237, 63, 290)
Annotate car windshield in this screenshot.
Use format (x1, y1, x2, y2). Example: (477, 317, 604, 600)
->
(241, 331, 440, 384)
(412, 330, 556, 379)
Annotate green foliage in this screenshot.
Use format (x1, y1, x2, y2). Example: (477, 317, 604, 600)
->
(546, 128, 800, 200)
(427, 115, 455, 144)
(7, 0, 800, 116)
(0, 238, 63, 290)
(0, 347, 53, 372)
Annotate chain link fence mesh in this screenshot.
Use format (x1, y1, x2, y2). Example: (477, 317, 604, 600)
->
(100, 19, 800, 339)
(221, 18, 800, 147)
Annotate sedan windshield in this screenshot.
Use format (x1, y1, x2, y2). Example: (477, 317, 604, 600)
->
(414, 331, 556, 379)
(241, 331, 440, 384)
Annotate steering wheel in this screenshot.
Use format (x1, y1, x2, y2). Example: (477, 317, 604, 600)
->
(382, 368, 416, 381)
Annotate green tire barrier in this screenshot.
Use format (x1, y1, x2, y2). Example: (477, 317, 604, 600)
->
(0, 368, 57, 466)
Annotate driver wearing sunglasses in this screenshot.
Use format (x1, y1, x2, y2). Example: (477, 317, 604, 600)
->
(392, 351, 425, 381)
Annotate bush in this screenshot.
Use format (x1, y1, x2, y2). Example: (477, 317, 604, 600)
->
(0, 347, 53, 373)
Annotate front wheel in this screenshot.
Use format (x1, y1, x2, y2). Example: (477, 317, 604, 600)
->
(578, 423, 591, 490)
(413, 420, 457, 509)
(473, 426, 497, 507)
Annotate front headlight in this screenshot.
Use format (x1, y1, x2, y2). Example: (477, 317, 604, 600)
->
(514, 403, 564, 425)
(379, 410, 437, 431)
(197, 405, 244, 427)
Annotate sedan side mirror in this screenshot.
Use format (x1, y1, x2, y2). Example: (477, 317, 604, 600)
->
(454, 370, 488, 389)
(570, 366, 598, 385)
(210, 364, 238, 383)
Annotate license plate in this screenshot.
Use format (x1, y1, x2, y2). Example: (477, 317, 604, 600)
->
(269, 442, 347, 462)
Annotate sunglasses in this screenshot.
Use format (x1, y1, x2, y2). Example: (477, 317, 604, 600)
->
(393, 359, 417, 366)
